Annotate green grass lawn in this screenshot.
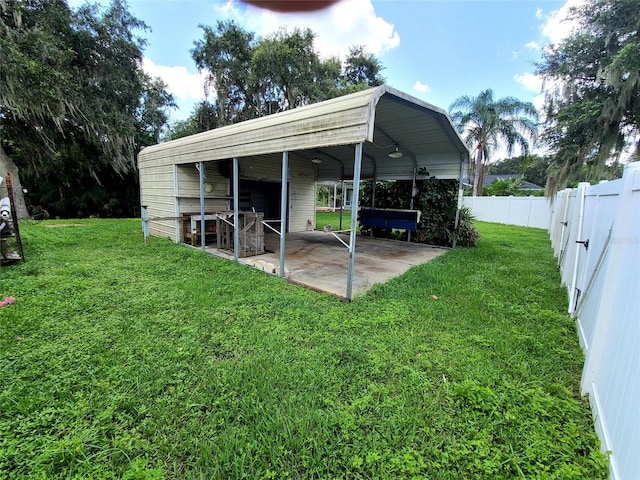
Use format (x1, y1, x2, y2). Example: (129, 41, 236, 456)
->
(0, 219, 607, 479)
(315, 210, 352, 230)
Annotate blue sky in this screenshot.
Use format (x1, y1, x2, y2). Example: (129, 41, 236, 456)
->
(69, 0, 582, 123)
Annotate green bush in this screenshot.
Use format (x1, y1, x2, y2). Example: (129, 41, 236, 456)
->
(482, 177, 545, 197)
(483, 177, 523, 196)
(451, 207, 481, 247)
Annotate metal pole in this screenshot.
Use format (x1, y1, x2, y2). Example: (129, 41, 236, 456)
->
(371, 152, 377, 238)
(346, 143, 363, 301)
(233, 157, 239, 261)
(279, 151, 288, 277)
(141, 205, 149, 245)
(371, 179, 376, 208)
(199, 161, 206, 250)
(339, 180, 344, 230)
(408, 162, 417, 243)
(409, 164, 417, 210)
(173, 165, 180, 243)
(371, 175, 376, 238)
(452, 156, 465, 248)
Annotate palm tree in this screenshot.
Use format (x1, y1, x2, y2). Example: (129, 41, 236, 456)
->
(449, 89, 538, 196)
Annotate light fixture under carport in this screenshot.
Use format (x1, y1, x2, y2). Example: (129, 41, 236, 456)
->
(388, 145, 403, 158)
(311, 155, 322, 164)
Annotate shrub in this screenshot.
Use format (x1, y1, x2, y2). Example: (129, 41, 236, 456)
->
(483, 177, 523, 196)
(451, 207, 481, 247)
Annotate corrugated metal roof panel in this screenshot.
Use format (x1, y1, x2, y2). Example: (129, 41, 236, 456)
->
(139, 87, 379, 166)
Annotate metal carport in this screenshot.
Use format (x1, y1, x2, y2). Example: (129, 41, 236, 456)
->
(138, 85, 469, 300)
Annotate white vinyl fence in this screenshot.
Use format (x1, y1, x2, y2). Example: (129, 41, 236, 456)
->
(462, 195, 551, 229)
(548, 162, 640, 480)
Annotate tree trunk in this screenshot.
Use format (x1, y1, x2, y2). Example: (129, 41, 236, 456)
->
(0, 143, 30, 219)
(471, 147, 488, 197)
(476, 161, 486, 197)
(472, 153, 482, 197)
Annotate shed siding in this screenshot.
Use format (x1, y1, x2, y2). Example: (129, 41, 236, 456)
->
(376, 157, 466, 180)
(139, 164, 176, 239)
(289, 157, 316, 232)
(238, 155, 316, 233)
(239, 156, 282, 182)
(176, 163, 230, 215)
(139, 155, 317, 242)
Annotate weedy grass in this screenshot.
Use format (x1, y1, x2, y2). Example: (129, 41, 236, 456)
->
(0, 219, 607, 479)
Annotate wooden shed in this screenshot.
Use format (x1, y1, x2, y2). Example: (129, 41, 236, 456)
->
(138, 85, 469, 299)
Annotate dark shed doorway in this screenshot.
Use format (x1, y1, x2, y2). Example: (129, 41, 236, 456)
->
(237, 179, 290, 229)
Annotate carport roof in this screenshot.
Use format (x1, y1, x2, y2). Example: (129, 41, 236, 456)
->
(139, 85, 470, 181)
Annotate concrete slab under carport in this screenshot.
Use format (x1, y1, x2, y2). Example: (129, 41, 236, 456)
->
(207, 231, 449, 298)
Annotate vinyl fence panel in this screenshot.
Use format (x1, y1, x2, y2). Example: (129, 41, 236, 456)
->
(573, 181, 622, 340)
(467, 166, 640, 479)
(549, 188, 572, 259)
(462, 195, 551, 228)
(548, 162, 640, 480)
(558, 186, 584, 306)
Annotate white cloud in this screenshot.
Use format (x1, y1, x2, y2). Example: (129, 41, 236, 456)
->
(215, 0, 400, 60)
(514, 72, 546, 114)
(213, 0, 244, 22)
(514, 73, 542, 94)
(413, 81, 430, 93)
(540, 0, 585, 46)
(218, 0, 237, 15)
(525, 41, 540, 51)
(147, 0, 400, 120)
(142, 58, 207, 101)
(514, 0, 587, 127)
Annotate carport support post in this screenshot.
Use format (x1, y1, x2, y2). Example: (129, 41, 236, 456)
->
(371, 180, 376, 208)
(370, 177, 376, 238)
(346, 143, 363, 300)
(279, 151, 288, 277)
(408, 163, 417, 243)
(199, 161, 206, 250)
(452, 156, 465, 248)
(339, 180, 344, 230)
(233, 157, 239, 261)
